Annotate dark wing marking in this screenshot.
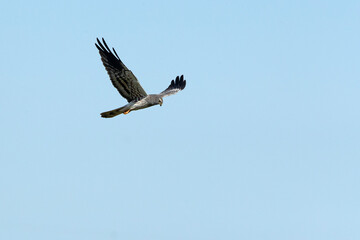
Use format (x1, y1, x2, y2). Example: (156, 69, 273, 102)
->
(159, 75, 186, 98)
(95, 38, 147, 102)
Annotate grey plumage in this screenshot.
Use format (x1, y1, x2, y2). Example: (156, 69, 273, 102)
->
(95, 38, 186, 118)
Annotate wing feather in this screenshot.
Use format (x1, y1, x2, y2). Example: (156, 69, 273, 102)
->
(95, 38, 147, 102)
(159, 75, 186, 98)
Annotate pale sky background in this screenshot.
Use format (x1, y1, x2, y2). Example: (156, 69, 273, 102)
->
(1, 0, 360, 239)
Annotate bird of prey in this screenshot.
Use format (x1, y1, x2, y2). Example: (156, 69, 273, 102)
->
(95, 38, 186, 118)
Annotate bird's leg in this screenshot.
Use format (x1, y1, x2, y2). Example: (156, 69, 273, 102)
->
(123, 110, 131, 115)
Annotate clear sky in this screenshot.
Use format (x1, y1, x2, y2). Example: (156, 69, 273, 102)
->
(1, 0, 360, 239)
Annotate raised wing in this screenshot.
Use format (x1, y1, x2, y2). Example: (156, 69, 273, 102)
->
(159, 75, 186, 98)
(95, 38, 147, 102)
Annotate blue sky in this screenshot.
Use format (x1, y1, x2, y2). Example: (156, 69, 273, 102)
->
(1, 0, 360, 239)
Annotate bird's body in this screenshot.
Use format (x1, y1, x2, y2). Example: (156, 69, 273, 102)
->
(100, 94, 162, 118)
(95, 38, 186, 118)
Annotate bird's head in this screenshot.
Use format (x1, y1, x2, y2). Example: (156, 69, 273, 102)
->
(158, 97, 163, 106)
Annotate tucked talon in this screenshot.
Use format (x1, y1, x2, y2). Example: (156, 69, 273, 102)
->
(123, 110, 131, 114)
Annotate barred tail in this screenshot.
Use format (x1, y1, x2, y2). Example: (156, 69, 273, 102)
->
(100, 105, 130, 118)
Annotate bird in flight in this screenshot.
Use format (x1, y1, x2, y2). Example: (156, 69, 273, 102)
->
(95, 38, 186, 118)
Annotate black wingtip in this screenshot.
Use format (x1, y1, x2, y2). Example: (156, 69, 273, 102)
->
(96, 37, 102, 46)
(95, 38, 111, 52)
(95, 38, 101, 49)
(112, 47, 120, 60)
(95, 38, 121, 61)
(95, 37, 105, 51)
(101, 38, 111, 52)
(173, 75, 186, 90)
(160, 74, 186, 95)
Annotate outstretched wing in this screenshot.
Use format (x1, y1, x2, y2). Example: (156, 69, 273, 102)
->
(95, 38, 147, 102)
(159, 75, 186, 98)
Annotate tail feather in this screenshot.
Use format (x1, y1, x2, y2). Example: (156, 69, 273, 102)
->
(101, 106, 130, 118)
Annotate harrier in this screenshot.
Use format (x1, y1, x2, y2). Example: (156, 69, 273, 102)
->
(95, 38, 186, 118)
